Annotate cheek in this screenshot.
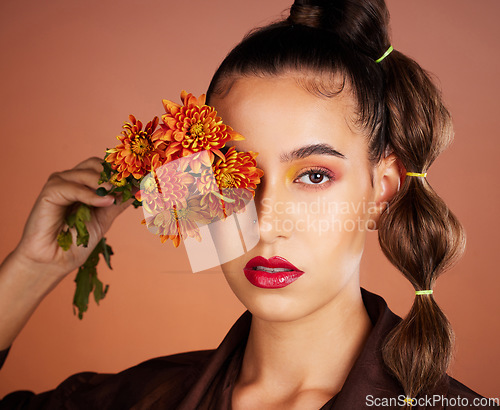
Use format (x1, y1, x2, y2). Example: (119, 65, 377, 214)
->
(291, 190, 370, 262)
(206, 201, 260, 265)
(220, 258, 241, 285)
(289, 195, 361, 236)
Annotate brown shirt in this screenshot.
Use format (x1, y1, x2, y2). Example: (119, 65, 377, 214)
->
(0, 288, 497, 409)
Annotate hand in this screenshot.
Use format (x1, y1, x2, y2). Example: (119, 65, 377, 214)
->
(11, 157, 133, 283)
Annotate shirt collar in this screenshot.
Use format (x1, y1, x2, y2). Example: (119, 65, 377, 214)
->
(177, 287, 450, 409)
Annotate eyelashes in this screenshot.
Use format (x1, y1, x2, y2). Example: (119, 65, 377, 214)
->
(293, 167, 335, 189)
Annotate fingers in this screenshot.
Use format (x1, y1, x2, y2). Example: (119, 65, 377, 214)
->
(56, 168, 112, 191)
(92, 195, 138, 237)
(42, 177, 114, 208)
(73, 157, 107, 172)
(41, 157, 137, 221)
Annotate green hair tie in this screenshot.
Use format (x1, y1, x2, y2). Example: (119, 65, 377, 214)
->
(375, 45, 394, 63)
(415, 290, 433, 295)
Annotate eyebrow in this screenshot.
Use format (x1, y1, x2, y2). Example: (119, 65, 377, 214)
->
(279, 143, 347, 162)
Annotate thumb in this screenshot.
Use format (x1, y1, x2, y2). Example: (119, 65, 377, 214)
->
(95, 196, 138, 235)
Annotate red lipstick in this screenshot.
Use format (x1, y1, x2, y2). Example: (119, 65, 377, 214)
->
(244, 256, 304, 289)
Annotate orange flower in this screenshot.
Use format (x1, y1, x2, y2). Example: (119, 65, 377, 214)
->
(141, 196, 212, 247)
(135, 161, 196, 215)
(214, 147, 263, 192)
(109, 173, 127, 187)
(105, 93, 265, 248)
(137, 161, 212, 247)
(105, 115, 167, 181)
(152, 91, 244, 172)
(199, 146, 264, 220)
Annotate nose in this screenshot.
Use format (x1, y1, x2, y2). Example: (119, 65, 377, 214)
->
(254, 176, 292, 243)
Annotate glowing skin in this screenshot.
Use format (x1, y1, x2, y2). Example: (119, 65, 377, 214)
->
(210, 75, 401, 409)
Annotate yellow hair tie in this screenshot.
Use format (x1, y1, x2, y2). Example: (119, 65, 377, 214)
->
(415, 290, 433, 295)
(406, 172, 427, 177)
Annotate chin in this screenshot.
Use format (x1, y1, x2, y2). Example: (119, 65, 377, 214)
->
(222, 269, 319, 323)
(251, 295, 329, 324)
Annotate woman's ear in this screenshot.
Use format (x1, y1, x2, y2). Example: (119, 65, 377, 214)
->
(369, 153, 402, 229)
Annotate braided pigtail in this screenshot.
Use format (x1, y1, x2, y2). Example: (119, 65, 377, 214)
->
(376, 49, 466, 402)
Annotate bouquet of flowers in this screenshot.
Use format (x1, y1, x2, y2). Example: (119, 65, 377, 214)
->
(57, 91, 264, 319)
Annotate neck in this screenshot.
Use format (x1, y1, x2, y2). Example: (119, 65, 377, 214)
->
(236, 284, 372, 399)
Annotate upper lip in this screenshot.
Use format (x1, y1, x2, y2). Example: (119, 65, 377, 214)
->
(244, 256, 303, 272)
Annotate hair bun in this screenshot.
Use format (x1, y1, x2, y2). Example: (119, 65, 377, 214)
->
(289, 2, 324, 28)
(288, 0, 390, 60)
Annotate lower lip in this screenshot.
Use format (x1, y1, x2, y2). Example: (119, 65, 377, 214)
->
(243, 268, 304, 289)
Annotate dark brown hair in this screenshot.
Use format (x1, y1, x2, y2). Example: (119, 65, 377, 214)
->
(206, 0, 466, 404)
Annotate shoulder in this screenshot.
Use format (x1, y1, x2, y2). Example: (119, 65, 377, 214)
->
(125, 348, 216, 374)
(1, 349, 217, 409)
(444, 374, 499, 408)
(78, 348, 217, 407)
(106, 348, 217, 387)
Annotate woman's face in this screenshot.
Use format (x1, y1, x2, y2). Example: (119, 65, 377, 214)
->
(209, 75, 390, 321)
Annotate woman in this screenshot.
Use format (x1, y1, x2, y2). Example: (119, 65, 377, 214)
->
(0, 0, 497, 408)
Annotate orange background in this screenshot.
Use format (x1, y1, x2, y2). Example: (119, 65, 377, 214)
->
(1, 0, 499, 399)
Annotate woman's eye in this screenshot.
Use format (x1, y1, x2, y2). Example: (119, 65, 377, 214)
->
(294, 168, 334, 186)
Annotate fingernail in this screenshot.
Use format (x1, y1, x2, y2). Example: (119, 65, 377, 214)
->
(98, 195, 115, 204)
(99, 182, 113, 191)
(96, 187, 109, 196)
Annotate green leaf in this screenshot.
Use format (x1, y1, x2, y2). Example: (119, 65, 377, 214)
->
(73, 265, 94, 320)
(75, 219, 90, 247)
(121, 186, 132, 202)
(76, 203, 91, 222)
(101, 238, 113, 269)
(72, 237, 113, 320)
(92, 274, 105, 305)
(66, 213, 76, 228)
(132, 199, 142, 208)
(57, 229, 73, 251)
(99, 160, 113, 182)
(58, 203, 94, 251)
(74, 204, 91, 247)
